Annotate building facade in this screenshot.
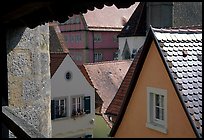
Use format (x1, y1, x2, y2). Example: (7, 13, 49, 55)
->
(58, 3, 138, 65)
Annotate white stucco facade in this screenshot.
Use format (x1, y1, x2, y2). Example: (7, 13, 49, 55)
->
(118, 36, 146, 60)
(51, 54, 95, 138)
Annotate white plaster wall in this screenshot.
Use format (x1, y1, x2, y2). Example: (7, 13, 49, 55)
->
(118, 36, 146, 60)
(51, 54, 95, 138)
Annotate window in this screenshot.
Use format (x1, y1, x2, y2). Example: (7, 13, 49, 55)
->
(70, 35, 74, 43)
(51, 98, 67, 120)
(94, 53, 103, 62)
(113, 51, 118, 60)
(75, 34, 81, 43)
(131, 48, 137, 59)
(113, 35, 118, 42)
(71, 96, 91, 117)
(94, 33, 102, 42)
(75, 17, 80, 24)
(65, 71, 72, 80)
(75, 55, 82, 61)
(64, 34, 68, 42)
(146, 87, 167, 134)
(122, 40, 130, 60)
(72, 96, 83, 116)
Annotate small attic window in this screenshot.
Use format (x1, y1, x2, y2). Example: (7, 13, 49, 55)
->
(126, 25, 130, 30)
(65, 71, 72, 80)
(182, 49, 188, 57)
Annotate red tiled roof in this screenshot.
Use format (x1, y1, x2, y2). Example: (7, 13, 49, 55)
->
(50, 52, 67, 77)
(83, 60, 132, 127)
(106, 47, 143, 116)
(77, 65, 94, 87)
(78, 64, 104, 113)
(49, 23, 70, 78)
(83, 2, 139, 30)
(49, 23, 69, 53)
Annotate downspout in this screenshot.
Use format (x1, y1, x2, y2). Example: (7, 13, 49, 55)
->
(92, 31, 95, 63)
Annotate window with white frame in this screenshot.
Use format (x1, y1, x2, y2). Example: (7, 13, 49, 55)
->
(51, 98, 67, 120)
(94, 53, 103, 62)
(72, 96, 83, 116)
(71, 96, 91, 117)
(146, 87, 167, 134)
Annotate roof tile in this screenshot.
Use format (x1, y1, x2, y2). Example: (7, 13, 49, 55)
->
(153, 27, 202, 137)
(83, 60, 132, 127)
(83, 2, 138, 30)
(106, 47, 143, 117)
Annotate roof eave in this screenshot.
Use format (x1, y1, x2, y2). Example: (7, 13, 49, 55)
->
(110, 26, 201, 138)
(109, 26, 154, 137)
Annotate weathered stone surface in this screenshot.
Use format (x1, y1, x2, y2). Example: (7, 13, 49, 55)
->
(7, 23, 51, 137)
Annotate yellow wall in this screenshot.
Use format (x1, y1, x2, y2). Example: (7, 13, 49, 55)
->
(115, 41, 196, 138)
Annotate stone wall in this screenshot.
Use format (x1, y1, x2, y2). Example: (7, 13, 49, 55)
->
(6, 24, 52, 137)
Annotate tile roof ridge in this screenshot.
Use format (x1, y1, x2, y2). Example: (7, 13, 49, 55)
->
(83, 60, 133, 66)
(88, 26, 123, 29)
(152, 26, 202, 33)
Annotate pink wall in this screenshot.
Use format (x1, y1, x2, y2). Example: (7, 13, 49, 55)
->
(69, 48, 117, 66)
(58, 15, 120, 65)
(87, 31, 119, 49)
(62, 31, 85, 49)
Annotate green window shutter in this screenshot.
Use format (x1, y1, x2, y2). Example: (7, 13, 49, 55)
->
(84, 96, 91, 114)
(51, 100, 56, 120)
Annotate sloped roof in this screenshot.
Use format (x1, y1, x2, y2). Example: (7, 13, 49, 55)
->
(153, 27, 202, 138)
(106, 47, 143, 116)
(109, 26, 202, 137)
(77, 65, 94, 88)
(83, 2, 139, 31)
(78, 65, 103, 110)
(83, 60, 132, 127)
(49, 23, 69, 53)
(1, 1, 137, 28)
(50, 53, 67, 78)
(118, 2, 146, 37)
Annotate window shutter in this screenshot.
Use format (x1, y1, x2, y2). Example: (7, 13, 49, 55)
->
(84, 96, 91, 114)
(51, 100, 56, 120)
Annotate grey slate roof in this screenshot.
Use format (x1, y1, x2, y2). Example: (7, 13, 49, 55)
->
(153, 26, 202, 137)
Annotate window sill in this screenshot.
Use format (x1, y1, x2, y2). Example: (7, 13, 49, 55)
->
(146, 122, 167, 134)
(71, 113, 86, 119)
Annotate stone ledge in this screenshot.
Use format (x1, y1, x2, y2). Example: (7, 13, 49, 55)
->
(2, 106, 46, 138)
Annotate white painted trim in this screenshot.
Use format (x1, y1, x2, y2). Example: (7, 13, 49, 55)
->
(146, 87, 168, 134)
